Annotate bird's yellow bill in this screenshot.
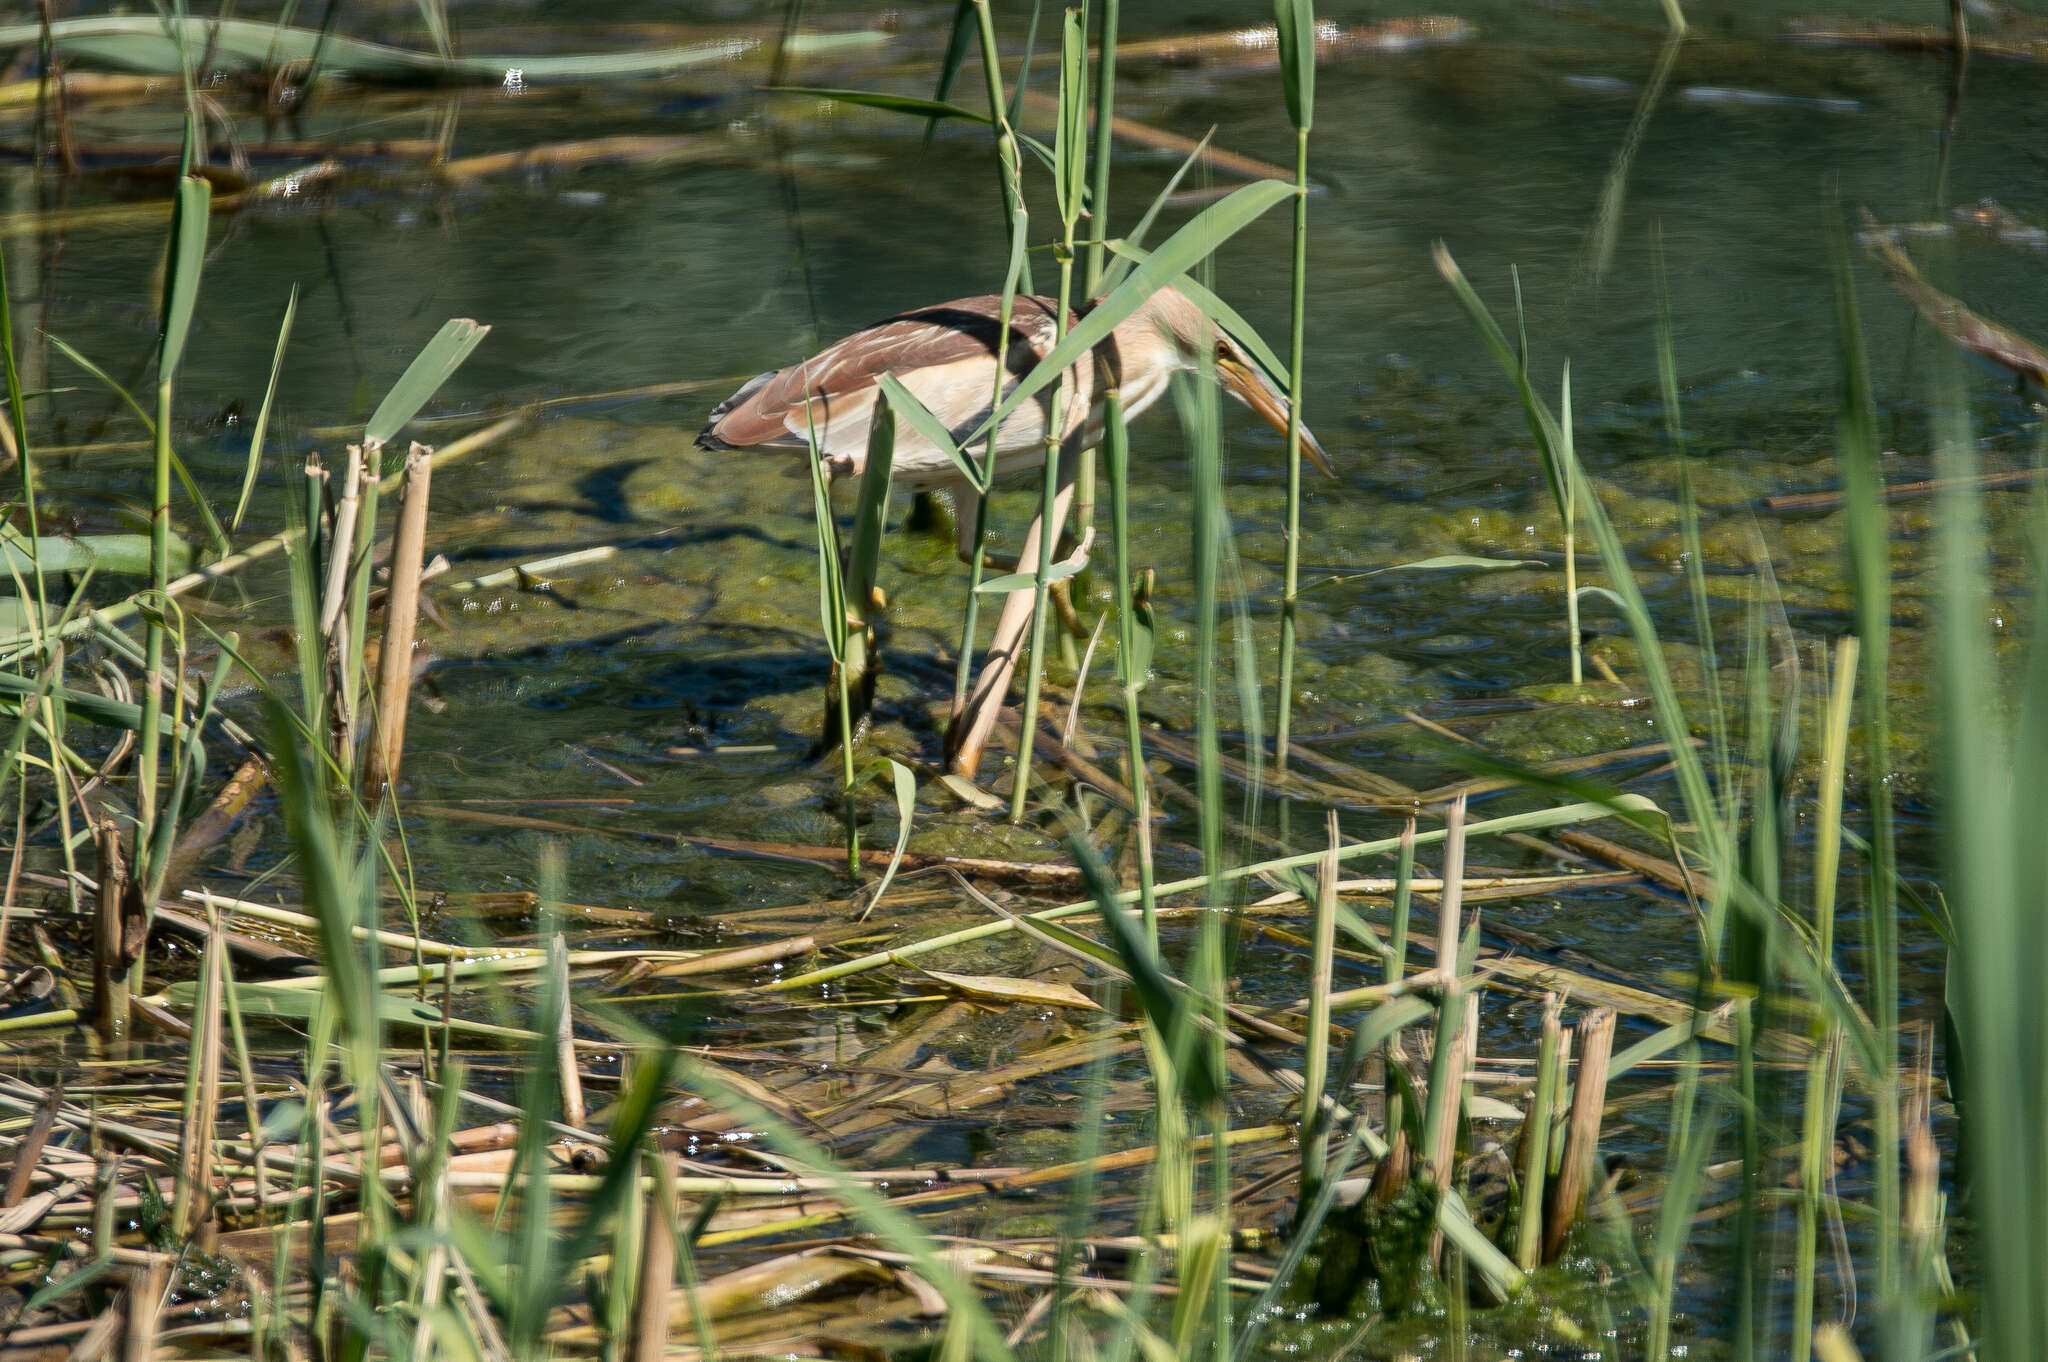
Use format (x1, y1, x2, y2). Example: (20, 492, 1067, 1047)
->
(1218, 357, 1335, 476)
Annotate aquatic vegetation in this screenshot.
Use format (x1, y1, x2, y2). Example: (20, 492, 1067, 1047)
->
(0, 4, 2041, 1361)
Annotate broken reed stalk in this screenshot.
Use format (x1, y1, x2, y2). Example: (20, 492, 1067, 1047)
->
(550, 936, 586, 1129)
(126, 1251, 166, 1361)
(92, 819, 129, 1042)
(363, 443, 433, 798)
(1515, 992, 1565, 1270)
(345, 458, 383, 769)
(629, 1153, 679, 1362)
(2, 1087, 58, 1207)
(319, 444, 366, 770)
(1545, 1005, 1617, 1262)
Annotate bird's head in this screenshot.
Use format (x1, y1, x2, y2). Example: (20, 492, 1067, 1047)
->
(1138, 285, 1334, 476)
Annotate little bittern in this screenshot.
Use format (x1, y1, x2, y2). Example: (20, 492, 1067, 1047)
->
(698, 284, 1329, 778)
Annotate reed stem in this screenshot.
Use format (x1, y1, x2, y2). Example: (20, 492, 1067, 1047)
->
(364, 446, 433, 799)
(1010, 240, 1076, 821)
(1102, 387, 1157, 930)
(1009, 8, 1088, 820)
(1275, 124, 1311, 814)
(955, 0, 1028, 726)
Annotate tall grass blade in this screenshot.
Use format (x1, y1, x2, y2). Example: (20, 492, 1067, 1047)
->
(137, 160, 210, 911)
(1827, 222, 1902, 1306)
(1929, 341, 2044, 1359)
(1101, 385, 1157, 929)
(234, 284, 298, 530)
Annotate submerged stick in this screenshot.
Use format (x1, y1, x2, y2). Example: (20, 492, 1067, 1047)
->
(363, 443, 433, 798)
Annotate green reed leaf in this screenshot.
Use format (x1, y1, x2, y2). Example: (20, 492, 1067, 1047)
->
(876, 373, 978, 490)
(365, 318, 489, 450)
(966, 179, 1291, 450)
(0, 533, 188, 577)
(1274, 0, 1317, 131)
(157, 174, 210, 384)
(235, 285, 298, 531)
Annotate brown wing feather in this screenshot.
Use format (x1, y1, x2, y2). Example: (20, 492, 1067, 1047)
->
(696, 295, 1069, 452)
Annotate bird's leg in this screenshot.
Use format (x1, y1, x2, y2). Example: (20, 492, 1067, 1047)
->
(945, 478, 1080, 780)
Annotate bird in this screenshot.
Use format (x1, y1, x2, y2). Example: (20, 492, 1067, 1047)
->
(697, 283, 1330, 777)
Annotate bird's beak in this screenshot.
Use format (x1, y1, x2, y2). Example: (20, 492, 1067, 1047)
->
(1217, 356, 1335, 477)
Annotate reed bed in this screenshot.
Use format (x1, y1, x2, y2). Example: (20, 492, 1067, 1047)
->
(0, 5, 2036, 1362)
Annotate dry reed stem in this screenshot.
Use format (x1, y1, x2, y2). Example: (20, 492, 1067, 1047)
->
(317, 446, 363, 642)
(1545, 1007, 1617, 1262)
(92, 820, 129, 1042)
(629, 1154, 680, 1362)
(1765, 463, 2045, 513)
(1553, 828, 1711, 901)
(61, 1298, 124, 1360)
(1, 1088, 59, 1209)
(122, 1257, 166, 1362)
(550, 937, 586, 1129)
(363, 443, 433, 798)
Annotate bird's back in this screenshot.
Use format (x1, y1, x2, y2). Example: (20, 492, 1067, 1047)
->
(695, 295, 1082, 477)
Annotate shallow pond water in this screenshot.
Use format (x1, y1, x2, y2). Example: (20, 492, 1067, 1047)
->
(7, 0, 2043, 1354)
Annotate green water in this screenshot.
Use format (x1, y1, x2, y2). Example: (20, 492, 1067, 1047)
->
(11, 0, 2043, 1353)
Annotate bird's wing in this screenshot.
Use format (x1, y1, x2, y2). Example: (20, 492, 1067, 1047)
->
(696, 296, 1067, 455)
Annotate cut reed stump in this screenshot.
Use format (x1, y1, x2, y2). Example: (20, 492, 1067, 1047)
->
(363, 442, 434, 798)
(1544, 1005, 1617, 1263)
